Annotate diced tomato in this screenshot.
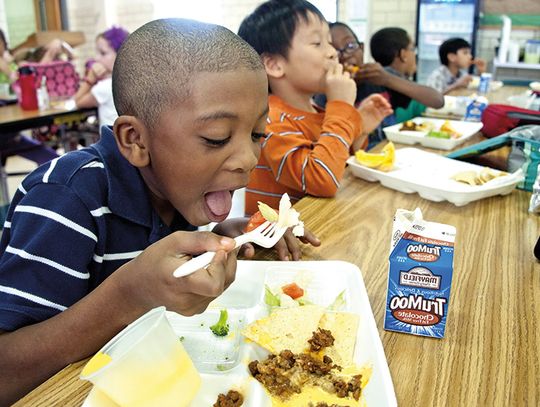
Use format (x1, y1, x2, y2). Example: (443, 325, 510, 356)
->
(245, 211, 267, 232)
(281, 283, 304, 300)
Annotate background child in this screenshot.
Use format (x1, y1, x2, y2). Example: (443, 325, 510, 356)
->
(369, 27, 440, 123)
(318, 22, 443, 147)
(0, 18, 318, 404)
(74, 26, 129, 127)
(426, 37, 486, 94)
(0, 28, 17, 88)
(238, 0, 392, 215)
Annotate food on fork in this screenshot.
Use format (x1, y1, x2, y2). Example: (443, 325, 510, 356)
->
(355, 141, 395, 172)
(245, 193, 304, 236)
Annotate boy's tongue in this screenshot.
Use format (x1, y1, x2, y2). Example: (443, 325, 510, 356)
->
(205, 191, 232, 218)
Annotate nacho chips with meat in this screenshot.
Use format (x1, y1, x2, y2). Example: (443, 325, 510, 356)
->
(242, 306, 371, 406)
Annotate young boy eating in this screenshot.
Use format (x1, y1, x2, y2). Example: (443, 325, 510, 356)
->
(369, 27, 443, 123)
(238, 0, 393, 215)
(426, 37, 486, 94)
(0, 18, 318, 404)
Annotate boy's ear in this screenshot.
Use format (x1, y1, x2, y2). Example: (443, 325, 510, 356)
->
(113, 115, 150, 168)
(398, 48, 408, 63)
(262, 53, 285, 79)
(447, 52, 457, 63)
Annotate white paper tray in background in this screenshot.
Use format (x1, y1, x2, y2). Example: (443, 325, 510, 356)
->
(347, 148, 523, 206)
(83, 261, 397, 407)
(383, 117, 483, 150)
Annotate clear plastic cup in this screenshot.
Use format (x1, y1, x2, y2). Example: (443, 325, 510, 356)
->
(524, 40, 540, 64)
(80, 307, 201, 407)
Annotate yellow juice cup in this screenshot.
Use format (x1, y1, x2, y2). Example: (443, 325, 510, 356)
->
(80, 307, 201, 407)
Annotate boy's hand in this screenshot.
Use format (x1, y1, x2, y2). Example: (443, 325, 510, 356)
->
(270, 228, 321, 261)
(472, 58, 486, 74)
(325, 62, 357, 106)
(213, 218, 321, 261)
(356, 63, 390, 86)
(87, 62, 109, 83)
(115, 231, 237, 317)
(357, 94, 393, 134)
(455, 74, 473, 89)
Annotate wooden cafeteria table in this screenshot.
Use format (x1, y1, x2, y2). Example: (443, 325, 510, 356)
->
(14, 87, 538, 405)
(0, 101, 97, 136)
(16, 158, 539, 406)
(449, 84, 529, 105)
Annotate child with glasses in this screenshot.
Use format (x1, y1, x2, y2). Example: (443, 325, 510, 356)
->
(426, 37, 486, 94)
(315, 22, 443, 147)
(238, 0, 392, 215)
(369, 27, 444, 124)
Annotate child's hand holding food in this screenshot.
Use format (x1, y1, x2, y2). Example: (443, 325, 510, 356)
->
(111, 231, 237, 318)
(324, 61, 357, 106)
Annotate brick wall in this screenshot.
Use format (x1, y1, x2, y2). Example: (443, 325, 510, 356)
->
(39, 1, 540, 80)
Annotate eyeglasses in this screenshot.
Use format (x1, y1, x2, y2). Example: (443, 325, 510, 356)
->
(336, 41, 363, 57)
(407, 45, 418, 54)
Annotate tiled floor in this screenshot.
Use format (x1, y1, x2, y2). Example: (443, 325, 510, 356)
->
(5, 155, 38, 200)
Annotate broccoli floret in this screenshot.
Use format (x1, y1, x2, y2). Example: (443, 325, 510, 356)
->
(210, 309, 229, 337)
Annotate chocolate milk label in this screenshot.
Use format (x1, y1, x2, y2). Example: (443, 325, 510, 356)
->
(385, 215, 455, 339)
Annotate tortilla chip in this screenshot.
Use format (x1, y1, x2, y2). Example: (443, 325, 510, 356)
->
(242, 305, 325, 354)
(452, 167, 508, 186)
(270, 365, 373, 407)
(319, 312, 359, 367)
(451, 170, 478, 185)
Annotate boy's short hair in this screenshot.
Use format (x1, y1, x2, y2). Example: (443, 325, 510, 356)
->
(370, 27, 410, 67)
(439, 37, 471, 65)
(329, 22, 360, 43)
(238, 0, 326, 59)
(112, 18, 263, 130)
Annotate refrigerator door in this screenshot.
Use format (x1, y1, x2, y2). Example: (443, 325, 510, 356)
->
(416, 0, 480, 84)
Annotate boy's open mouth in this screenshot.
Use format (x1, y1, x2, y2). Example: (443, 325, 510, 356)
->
(204, 190, 233, 222)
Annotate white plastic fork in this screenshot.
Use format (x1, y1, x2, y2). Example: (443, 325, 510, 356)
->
(172, 221, 287, 278)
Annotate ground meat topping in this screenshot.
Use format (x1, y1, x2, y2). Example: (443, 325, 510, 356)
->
(333, 374, 364, 400)
(247, 346, 365, 403)
(213, 390, 243, 407)
(308, 328, 335, 352)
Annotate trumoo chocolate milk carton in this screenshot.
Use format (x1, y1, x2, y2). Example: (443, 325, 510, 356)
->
(384, 209, 456, 338)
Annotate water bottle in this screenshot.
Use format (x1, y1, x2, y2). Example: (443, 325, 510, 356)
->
(18, 66, 39, 110)
(477, 73, 492, 95)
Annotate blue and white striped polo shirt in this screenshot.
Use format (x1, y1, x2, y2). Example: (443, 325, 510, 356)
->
(0, 126, 195, 331)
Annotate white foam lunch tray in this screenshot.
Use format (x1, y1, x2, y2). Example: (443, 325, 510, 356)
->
(347, 147, 523, 206)
(383, 117, 483, 150)
(83, 260, 397, 407)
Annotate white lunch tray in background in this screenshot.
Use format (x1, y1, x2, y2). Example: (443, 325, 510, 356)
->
(383, 117, 483, 150)
(347, 147, 523, 206)
(83, 260, 397, 407)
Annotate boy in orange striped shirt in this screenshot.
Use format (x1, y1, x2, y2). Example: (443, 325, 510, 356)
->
(238, 0, 392, 215)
